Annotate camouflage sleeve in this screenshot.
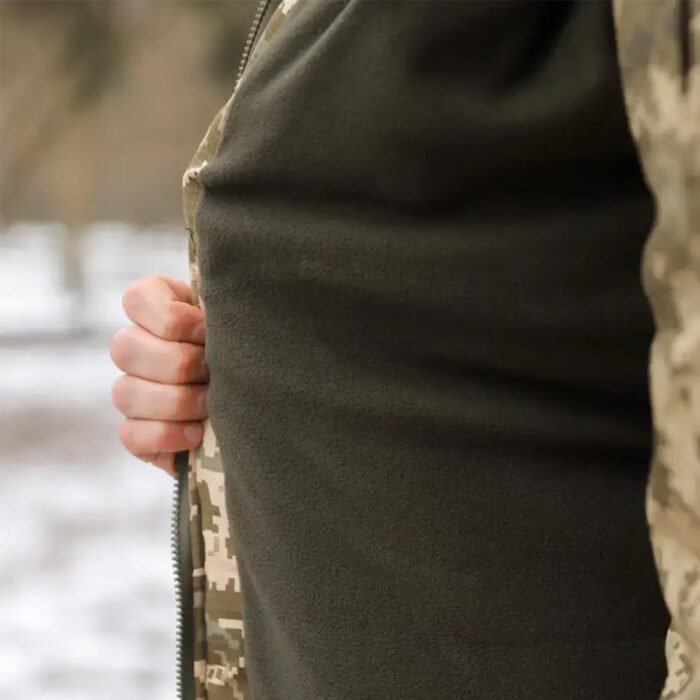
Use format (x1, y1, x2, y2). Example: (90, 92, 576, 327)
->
(613, 2, 700, 698)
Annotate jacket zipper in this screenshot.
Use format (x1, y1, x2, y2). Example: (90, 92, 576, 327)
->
(172, 452, 192, 700)
(236, 0, 275, 90)
(680, 0, 693, 92)
(171, 461, 182, 700)
(172, 2, 274, 698)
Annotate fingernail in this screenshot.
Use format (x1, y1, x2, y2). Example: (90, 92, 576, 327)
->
(184, 424, 202, 444)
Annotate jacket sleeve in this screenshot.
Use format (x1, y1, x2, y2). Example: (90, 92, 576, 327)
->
(613, 2, 700, 697)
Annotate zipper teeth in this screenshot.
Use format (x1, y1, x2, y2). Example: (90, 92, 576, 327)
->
(173, 3, 273, 698)
(235, 0, 274, 89)
(172, 465, 184, 700)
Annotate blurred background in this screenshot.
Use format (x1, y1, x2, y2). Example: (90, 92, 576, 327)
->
(0, 2, 258, 697)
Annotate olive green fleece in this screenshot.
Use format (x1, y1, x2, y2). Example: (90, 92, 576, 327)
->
(195, 2, 669, 697)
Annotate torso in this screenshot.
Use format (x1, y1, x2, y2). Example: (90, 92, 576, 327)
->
(189, 2, 670, 697)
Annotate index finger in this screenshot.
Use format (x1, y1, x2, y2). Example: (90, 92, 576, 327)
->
(122, 275, 206, 344)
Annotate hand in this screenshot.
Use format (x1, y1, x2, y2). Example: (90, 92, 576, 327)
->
(110, 275, 208, 476)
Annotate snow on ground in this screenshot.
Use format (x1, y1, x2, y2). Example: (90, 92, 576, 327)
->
(0, 223, 190, 700)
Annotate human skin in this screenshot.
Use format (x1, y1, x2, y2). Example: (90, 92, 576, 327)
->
(110, 275, 208, 476)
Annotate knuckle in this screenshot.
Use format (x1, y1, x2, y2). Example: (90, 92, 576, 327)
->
(173, 388, 191, 420)
(109, 328, 130, 368)
(175, 344, 194, 383)
(118, 420, 137, 453)
(161, 309, 181, 341)
(122, 278, 147, 316)
(111, 375, 129, 413)
(153, 421, 172, 451)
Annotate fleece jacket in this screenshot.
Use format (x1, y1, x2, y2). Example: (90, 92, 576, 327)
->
(196, 2, 670, 697)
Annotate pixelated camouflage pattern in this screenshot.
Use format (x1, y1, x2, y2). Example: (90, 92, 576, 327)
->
(183, 89, 245, 700)
(613, 2, 700, 698)
(180, 1, 302, 697)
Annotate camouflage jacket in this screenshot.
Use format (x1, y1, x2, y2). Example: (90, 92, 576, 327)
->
(177, 1, 700, 698)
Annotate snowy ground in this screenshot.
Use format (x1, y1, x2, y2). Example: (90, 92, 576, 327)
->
(0, 223, 190, 700)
